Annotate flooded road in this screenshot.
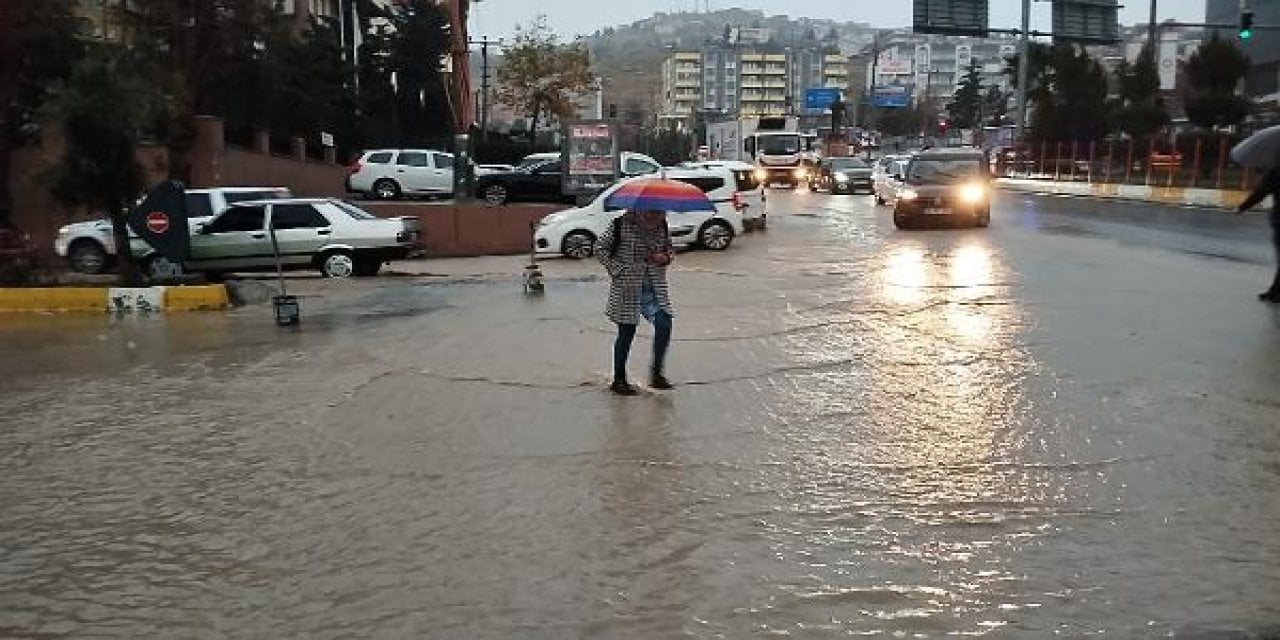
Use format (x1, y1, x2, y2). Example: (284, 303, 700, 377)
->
(2, 190, 1279, 638)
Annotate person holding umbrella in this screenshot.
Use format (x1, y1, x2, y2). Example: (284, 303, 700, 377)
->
(595, 178, 713, 395)
(1230, 128, 1280, 303)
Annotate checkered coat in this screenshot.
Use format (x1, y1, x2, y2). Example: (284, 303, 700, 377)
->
(595, 214, 675, 325)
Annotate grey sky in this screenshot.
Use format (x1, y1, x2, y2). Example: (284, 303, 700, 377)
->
(470, 1, 1207, 40)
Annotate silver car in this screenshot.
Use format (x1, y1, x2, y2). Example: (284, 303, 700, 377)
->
(134, 198, 421, 280)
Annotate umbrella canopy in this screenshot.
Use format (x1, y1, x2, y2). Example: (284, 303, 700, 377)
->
(1231, 125, 1280, 169)
(603, 178, 715, 213)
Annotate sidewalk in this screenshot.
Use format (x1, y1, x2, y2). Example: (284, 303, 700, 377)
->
(998, 177, 1257, 210)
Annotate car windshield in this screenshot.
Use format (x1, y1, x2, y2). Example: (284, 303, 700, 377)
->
(332, 200, 378, 220)
(907, 158, 984, 184)
(759, 135, 800, 155)
(829, 158, 868, 170)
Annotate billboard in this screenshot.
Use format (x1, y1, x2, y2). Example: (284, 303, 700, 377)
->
(877, 47, 914, 76)
(805, 87, 841, 110)
(872, 85, 912, 108)
(562, 121, 619, 197)
(1052, 0, 1120, 44)
(913, 0, 990, 37)
(1158, 37, 1178, 90)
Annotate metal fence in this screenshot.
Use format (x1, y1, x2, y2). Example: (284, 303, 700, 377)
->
(997, 136, 1256, 191)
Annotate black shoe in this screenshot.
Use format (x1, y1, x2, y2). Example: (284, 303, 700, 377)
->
(610, 381, 638, 396)
(649, 374, 674, 390)
(1259, 292, 1280, 303)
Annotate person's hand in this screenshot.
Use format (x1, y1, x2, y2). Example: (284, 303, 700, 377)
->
(647, 249, 672, 267)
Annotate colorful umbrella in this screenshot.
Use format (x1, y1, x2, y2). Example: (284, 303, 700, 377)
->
(603, 178, 716, 213)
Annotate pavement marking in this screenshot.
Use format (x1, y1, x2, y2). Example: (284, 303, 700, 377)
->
(0, 285, 229, 313)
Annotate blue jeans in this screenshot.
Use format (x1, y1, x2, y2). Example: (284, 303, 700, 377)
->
(613, 285, 672, 382)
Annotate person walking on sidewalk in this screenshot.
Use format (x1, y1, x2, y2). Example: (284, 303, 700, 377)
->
(596, 209, 675, 396)
(1237, 166, 1280, 303)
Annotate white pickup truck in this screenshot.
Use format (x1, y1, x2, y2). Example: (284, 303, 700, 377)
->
(55, 186, 292, 274)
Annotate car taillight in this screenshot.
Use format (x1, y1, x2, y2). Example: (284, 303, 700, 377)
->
(348, 161, 363, 175)
(732, 192, 746, 211)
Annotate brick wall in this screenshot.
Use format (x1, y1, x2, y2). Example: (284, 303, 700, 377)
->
(360, 202, 566, 257)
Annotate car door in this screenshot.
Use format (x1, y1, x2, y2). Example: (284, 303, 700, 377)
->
(392, 151, 434, 194)
(189, 204, 267, 270)
(529, 160, 564, 200)
(431, 152, 456, 195)
(269, 203, 333, 266)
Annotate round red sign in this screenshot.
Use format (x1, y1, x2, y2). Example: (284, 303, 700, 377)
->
(146, 211, 170, 234)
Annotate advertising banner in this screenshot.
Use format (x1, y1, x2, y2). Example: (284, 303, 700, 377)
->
(562, 121, 619, 197)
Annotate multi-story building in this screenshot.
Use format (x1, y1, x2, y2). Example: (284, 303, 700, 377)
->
(859, 31, 1018, 110)
(659, 43, 851, 129)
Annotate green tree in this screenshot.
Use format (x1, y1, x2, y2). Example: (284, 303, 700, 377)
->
(43, 51, 173, 285)
(353, 0, 454, 147)
(0, 0, 83, 225)
(1008, 43, 1111, 143)
(982, 85, 1009, 127)
(1112, 44, 1169, 141)
(948, 61, 983, 130)
(1184, 36, 1251, 131)
(497, 16, 595, 142)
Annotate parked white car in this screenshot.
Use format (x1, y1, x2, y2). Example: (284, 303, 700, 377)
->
(54, 186, 292, 274)
(346, 149, 455, 200)
(534, 168, 744, 259)
(132, 198, 420, 280)
(680, 159, 767, 230)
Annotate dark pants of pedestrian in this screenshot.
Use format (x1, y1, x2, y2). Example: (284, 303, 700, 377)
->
(614, 285, 672, 383)
(1269, 211, 1280, 297)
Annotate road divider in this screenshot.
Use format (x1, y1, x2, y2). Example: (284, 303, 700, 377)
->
(998, 178, 1257, 210)
(0, 285, 229, 313)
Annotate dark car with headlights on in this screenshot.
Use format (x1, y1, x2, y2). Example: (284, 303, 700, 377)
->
(809, 156, 874, 194)
(892, 149, 991, 229)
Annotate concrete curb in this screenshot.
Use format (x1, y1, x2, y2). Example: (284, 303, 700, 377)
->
(998, 178, 1257, 210)
(0, 285, 229, 313)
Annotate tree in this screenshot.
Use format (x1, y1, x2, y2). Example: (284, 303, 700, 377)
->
(1008, 43, 1111, 143)
(353, 0, 452, 147)
(1112, 44, 1169, 141)
(948, 61, 983, 130)
(982, 85, 1009, 127)
(1184, 36, 1252, 131)
(497, 16, 595, 142)
(43, 50, 173, 285)
(0, 0, 83, 226)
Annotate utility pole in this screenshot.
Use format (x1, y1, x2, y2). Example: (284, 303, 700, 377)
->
(1148, 0, 1159, 51)
(1015, 0, 1031, 148)
(469, 36, 502, 141)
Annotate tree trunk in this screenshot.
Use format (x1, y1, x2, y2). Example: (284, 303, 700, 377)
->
(528, 103, 541, 144)
(108, 200, 141, 287)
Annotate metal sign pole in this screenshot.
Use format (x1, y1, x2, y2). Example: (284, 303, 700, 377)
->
(1015, 0, 1031, 147)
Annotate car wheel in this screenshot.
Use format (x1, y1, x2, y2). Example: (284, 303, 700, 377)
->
(372, 179, 401, 200)
(354, 258, 383, 277)
(561, 230, 596, 259)
(68, 240, 109, 274)
(482, 184, 508, 206)
(144, 255, 184, 282)
(893, 209, 914, 230)
(699, 220, 734, 251)
(320, 251, 357, 278)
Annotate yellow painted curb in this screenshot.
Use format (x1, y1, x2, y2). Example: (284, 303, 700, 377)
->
(0, 287, 108, 312)
(165, 285, 230, 311)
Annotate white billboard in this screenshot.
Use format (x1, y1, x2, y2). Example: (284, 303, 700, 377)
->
(1158, 37, 1178, 90)
(877, 46, 914, 75)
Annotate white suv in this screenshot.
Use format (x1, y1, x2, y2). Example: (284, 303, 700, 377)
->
(54, 186, 292, 274)
(681, 159, 767, 230)
(346, 149, 456, 200)
(534, 168, 744, 259)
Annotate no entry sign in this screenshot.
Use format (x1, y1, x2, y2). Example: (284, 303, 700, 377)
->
(146, 211, 170, 234)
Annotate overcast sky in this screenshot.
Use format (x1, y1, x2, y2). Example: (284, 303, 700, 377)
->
(470, 0, 1206, 40)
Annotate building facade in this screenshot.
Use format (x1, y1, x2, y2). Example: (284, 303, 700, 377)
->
(660, 44, 850, 129)
(860, 31, 1018, 110)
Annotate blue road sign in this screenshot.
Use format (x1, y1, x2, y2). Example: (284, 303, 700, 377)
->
(805, 87, 841, 111)
(872, 85, 911, 108)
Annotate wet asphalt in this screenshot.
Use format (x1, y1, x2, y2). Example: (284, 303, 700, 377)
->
(1, 189, 1278, 639)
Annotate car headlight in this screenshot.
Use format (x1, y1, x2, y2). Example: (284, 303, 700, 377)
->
(794, 168, 808, 179)
(898, 188, 919, 201)
(540, 213, 566, 226)
(57, 225, 71, 236)
(834, 172, 849, 182)
(959, 183, 987, 204)
(753, 168, 767, 181)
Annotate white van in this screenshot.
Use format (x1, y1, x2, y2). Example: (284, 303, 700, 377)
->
(534, 168, 745, 259)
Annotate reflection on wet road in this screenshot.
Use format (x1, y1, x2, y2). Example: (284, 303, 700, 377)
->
(2, 189, 1278, 638)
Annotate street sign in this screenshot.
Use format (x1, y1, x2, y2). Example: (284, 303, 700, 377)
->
(913, 0, 990, 37)
(126, 180, 190, 263)
(1052, 0, 1120, 44)
(805, 88, 841, 111)
(872, 85, 912, 108)
(320, 132, 334, 147)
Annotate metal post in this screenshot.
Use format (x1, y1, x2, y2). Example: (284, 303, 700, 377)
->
(1103, 140, 1113, 184)
(1149, 0, 1159, 51)
(1125, 138, 1134, 184)
(1191, 136, 1202, 188)
(1217, 135, 1228, 189)
(1015, 0, 1031, 147)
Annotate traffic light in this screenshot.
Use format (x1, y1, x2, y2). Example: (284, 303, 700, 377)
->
(1240, 11, 1254, 40)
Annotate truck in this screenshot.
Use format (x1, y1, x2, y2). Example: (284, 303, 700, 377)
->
(706, 116, 814, 188)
